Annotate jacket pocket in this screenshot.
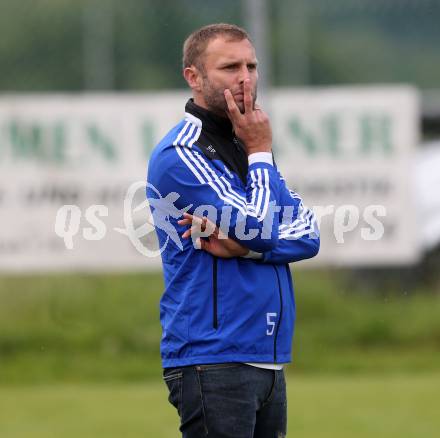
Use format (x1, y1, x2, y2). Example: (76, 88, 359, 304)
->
(213, 257, 218, 329)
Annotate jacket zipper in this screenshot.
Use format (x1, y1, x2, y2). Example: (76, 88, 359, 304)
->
(273, 265, 283, 362)
(213, 257, 218, 329)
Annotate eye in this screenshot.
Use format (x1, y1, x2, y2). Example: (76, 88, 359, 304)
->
(247, 64, 257, 71)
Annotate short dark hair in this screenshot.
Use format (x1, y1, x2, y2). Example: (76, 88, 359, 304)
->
(183, 23, 251, 71)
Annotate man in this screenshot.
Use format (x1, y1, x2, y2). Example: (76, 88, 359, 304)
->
(147, 23, 319, 438)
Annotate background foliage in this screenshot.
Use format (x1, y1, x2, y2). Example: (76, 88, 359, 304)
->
(1, 270, 439, 383)
(1, 0, 440, 91)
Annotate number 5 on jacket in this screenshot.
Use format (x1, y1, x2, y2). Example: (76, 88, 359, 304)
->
(266, 312, 277, 336)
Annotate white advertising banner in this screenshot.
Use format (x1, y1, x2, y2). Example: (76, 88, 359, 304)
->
(0, 93, 188, 272)
(271, 87, 420, 266)
(0, 87, 420, 272)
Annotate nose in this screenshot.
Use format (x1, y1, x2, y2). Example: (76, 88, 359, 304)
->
(238, 65, 251, 84)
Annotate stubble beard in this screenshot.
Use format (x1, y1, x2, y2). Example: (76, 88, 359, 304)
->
(201, 75, 257, 117)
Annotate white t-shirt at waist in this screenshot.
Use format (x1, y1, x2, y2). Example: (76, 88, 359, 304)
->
(245, 362, 284, 370)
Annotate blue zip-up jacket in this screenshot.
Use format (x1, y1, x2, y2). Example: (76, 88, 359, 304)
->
(147, 100, 319, 368)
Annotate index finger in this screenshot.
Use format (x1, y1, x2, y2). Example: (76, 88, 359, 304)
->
(224, 89, 241, 121)
(243, 79, 253, 114)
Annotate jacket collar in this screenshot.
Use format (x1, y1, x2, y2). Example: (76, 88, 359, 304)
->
(185, 99, 234, 138)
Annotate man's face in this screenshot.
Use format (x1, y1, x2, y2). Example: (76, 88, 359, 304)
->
(197, 37, 258, 116)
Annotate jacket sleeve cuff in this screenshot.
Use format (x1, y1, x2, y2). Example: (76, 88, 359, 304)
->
(248, 152, 273, 166)
(242, 250, 263, 259)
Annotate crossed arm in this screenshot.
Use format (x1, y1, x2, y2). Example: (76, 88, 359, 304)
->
(178, 186, 320, 264)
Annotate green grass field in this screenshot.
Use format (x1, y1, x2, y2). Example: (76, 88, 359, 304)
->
(1, 270, 439, 437)
(1, 373, 439, 438)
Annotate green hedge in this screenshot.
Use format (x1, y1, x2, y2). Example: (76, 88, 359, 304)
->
(0, 270, 439, 382)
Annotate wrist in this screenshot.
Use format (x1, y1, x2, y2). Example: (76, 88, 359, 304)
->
(230, 246, 251, 257)
(246, 146, 272, 155)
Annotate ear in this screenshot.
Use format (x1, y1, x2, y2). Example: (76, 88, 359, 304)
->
(183, 66, 202, 92)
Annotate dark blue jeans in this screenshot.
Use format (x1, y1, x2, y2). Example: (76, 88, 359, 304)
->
(163, 363, 287, 437)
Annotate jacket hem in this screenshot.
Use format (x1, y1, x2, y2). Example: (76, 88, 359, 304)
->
(162, 353, 292, 368)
